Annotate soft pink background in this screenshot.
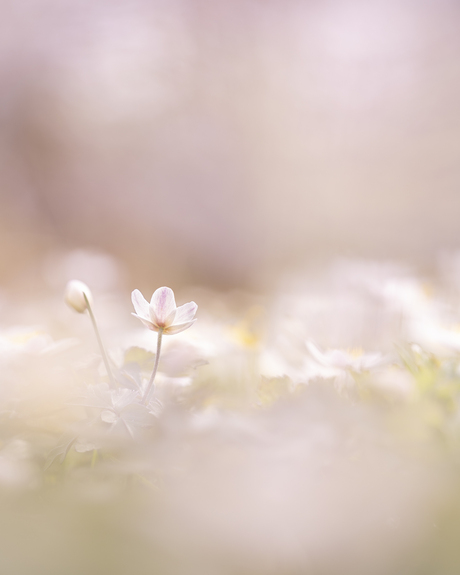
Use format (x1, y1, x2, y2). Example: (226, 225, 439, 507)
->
(1, 0, 459, 288)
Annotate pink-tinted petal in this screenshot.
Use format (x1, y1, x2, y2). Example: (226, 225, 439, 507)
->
(164, 307, 177, 326)
(131, 289, 150, 320)
(150, 287, 176, 327)
(174, 301, 197, 324)
(164, 319, 197, 335)
(131, 313, 159, 332)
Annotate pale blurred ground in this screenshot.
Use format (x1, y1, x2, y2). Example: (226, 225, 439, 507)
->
(0, 0, 460, 289)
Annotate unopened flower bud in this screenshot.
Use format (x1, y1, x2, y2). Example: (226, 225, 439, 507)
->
(64, 280, 93, 313)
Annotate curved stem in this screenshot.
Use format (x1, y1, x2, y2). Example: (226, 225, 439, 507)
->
(84, 293, 115, 388)
(143, 328, 163, 405)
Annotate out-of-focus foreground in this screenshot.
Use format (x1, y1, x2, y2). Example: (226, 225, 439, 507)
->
(1, 254, 460, 574)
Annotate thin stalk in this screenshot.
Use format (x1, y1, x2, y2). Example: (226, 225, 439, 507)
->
(143, 328, 163, 405)
(91, 449, 98, 469)
(84, 293, 115, 388)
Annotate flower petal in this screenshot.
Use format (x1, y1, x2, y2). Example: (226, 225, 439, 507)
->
(150, 287, 176, 327)
(164, 319, 197, 335)
(174, 301, 197, 324)
(131, 313, 159, 332)
(306, 341, 328, 365)
(131, 289, 150, 320)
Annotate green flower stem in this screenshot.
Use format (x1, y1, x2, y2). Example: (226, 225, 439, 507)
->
(83, 293, 115, 388)
(91, 449, 98, 469)
(143, 327, 163, 405)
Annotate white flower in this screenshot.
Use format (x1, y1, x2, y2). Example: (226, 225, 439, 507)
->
(64, 280, 93, 313)
(306, 341, 386, 373)
(69, 383, 161, 444)
(131, 287, 197, 335)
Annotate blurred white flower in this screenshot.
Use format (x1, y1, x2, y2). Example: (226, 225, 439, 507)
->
(0, 327, 53, 358)
(64, 280, 93, 313)
(408, 319, 460, 356)
(0, 440, 36, 488)
(306, 341, 386, 373)
(131, 287, 197, 335)
(71, 383, 161, 443)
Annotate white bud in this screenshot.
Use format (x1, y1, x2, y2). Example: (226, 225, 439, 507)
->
(64, 280, 93, 313)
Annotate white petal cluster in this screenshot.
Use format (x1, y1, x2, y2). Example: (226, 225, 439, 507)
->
(306, 341, 386, 374)
(131, 287, 197, 335)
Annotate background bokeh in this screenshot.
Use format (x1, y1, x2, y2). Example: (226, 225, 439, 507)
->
(1, 0, 460, 289)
